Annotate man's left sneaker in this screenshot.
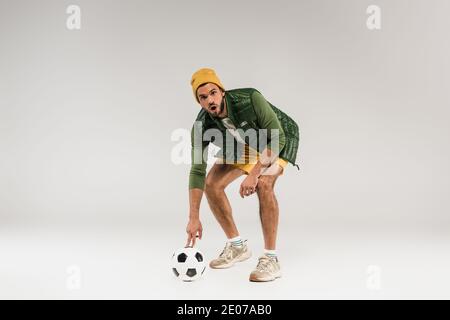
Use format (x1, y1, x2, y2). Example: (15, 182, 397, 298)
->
(249, 254, 282, 282)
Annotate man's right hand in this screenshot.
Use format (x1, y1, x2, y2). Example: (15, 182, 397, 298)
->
(186, 218, 203, 247)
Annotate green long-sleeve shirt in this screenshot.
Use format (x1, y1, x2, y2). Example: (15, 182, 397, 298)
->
(189, 90, 286, 190)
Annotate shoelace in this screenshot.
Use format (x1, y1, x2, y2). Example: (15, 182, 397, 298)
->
(256, 256, 276, 272)
(219, 243, 234, 260)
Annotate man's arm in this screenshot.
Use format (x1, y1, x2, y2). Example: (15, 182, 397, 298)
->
(186, 124, 208, 246)
(239, 91, 286, 197)
(186, 188, 203, 246)
(249, 91, 286, 177)
(189, 121, 209, 190)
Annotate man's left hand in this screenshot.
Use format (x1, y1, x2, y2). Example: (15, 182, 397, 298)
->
(240, 174, 259, 198)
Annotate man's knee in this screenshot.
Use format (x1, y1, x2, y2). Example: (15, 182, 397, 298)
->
(205, 175, 225, 197)
(257, 177, 275, 193)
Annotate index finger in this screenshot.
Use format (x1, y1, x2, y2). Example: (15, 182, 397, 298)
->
(186, 233, 193, 247)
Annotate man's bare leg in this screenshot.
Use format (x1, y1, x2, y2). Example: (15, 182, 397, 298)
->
(256, 168, 282, 250)
(204, 163, 244, 238)
(248, 167, 283, 281)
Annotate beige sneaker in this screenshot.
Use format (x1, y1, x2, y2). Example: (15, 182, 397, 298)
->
(249, 254, 282, 282)
(209, 240, 252, 269)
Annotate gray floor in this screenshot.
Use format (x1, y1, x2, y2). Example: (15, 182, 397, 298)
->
(1, 219, 449, 300)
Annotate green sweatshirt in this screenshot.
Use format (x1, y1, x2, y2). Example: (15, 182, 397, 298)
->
(189, 90, 286, 190)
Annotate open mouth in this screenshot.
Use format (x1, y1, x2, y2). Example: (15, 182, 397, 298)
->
(210, 106, 217, 112)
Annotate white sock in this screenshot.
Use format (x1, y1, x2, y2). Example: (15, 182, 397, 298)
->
(264, 249, 277, 259)
(228, 236, 243, 247)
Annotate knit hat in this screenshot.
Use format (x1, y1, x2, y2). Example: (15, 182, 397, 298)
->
(190, 68, 225, 103)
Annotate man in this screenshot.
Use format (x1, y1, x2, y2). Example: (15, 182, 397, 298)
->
(185, 68, 299, 282)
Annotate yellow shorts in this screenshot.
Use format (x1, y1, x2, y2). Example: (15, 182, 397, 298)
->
(217, 145, 288, 176)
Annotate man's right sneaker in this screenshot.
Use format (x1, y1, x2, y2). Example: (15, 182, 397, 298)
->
(209, 240, 252, 269)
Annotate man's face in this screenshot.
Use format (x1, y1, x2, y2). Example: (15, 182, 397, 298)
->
(197, 83, 225, 118)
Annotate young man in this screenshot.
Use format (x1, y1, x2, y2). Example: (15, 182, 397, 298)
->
(185, 68, 299, 282)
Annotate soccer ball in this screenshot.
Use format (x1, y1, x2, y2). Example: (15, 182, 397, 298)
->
(171, 247, 206, 282)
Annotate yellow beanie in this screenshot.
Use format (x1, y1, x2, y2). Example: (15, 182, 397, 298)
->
(190, 68, 225, 103)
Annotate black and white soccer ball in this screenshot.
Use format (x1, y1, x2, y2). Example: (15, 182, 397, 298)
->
(171, 247, 206, 282)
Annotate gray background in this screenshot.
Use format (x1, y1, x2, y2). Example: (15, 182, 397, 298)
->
(0, 0, 449, 299)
